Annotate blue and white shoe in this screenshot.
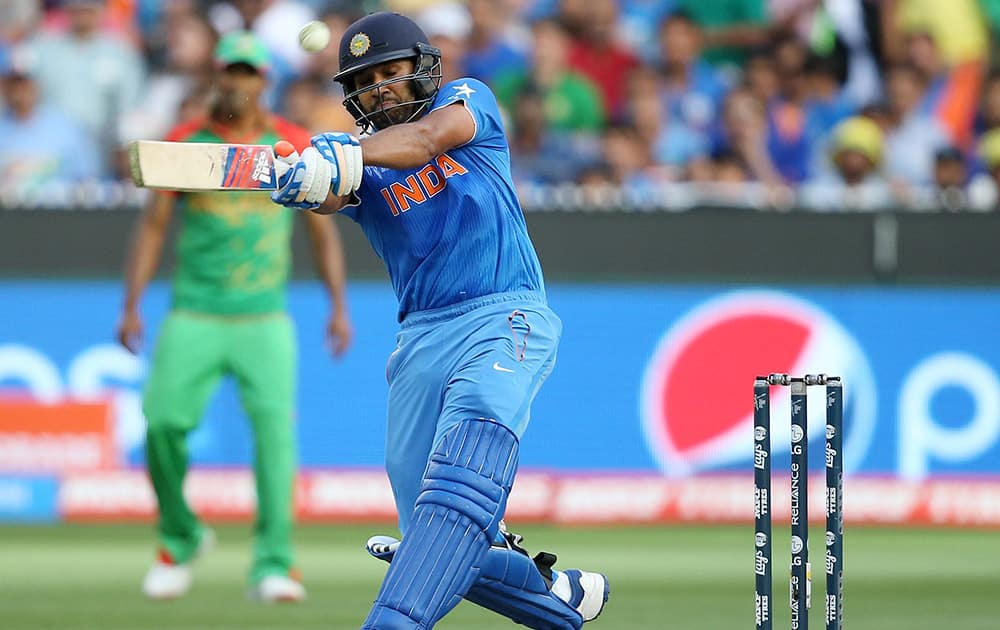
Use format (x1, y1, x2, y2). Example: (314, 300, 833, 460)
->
(551, 569, 611, 622)
(365, 529, 611, 623)
(364, 520, 521, 564)
(365, 534, 400, 562)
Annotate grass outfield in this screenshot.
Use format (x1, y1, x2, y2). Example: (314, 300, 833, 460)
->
(1, 523, 998, 629)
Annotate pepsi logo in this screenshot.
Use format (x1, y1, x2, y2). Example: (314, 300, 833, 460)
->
(640, 290, 877, 476)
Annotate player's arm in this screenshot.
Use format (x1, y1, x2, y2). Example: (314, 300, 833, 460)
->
(117, 191, 176, 353)
(312, 103, 474, 214)
(359, 103, 475, 170)
(302, 211, 353, 356)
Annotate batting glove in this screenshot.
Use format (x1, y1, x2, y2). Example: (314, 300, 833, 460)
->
(271, 146, 333, 210)
(311, 132, 364, 197)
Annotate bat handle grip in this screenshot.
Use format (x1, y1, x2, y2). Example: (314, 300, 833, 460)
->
(273, 140, 300, 182)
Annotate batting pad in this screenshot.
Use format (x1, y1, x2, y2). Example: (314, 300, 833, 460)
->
(362, 419, 518, 629)
(465, 546, 584, 629)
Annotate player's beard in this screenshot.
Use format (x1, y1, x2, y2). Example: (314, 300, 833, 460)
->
(362, 85, 420, 129)
(368, 101, 419, 129)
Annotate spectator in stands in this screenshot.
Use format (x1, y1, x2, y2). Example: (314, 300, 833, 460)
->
(983, 0, 1000, 67)
(801, 53, 855, 176)
(0, 45, 102, 194)
(821, 0, 882, 107)
(132, 0, 200, 68)
(494, 18, 605, 134)
(881, 62, 950, 187)
(928, 146, 970, 210)
(119, 10, 217, 144)
(508, 85, 595, 186)
(883, 0, 987, 70)
(657, 10, 729, 139)
(626, 65, 708, 179)
(600, 123, 668, 202)
(968, 70, 1000, 178)
(712, 149, 754, 183)
(0, 0, 40, 44)
(766, 36, 813, 183)
(712, 88, 783, 185)
(561, 0, 640, 119)
(803, 54, 855, 138)
(27, 0, 145, 176)
(208, 0, 315, 107)
(416, 2, 471, 85)
(744, 50, 780, 105)
(968, 128, 1000, 209)
(903, 29, 982, 148)
(618, 0, 679, 63)
(210, 0, 315, 72)
(975, 69, 1000, 135)
(463, 0, 529, 85)
(678, 0, 770, 76)
(800, 115, 892, 210)
(767, 0, 820, 43)
(689, 148, 763, 206)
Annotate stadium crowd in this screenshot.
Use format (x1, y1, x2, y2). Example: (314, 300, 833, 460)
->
(4, 0, 1000, 210)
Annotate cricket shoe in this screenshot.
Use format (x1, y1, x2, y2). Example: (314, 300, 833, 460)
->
(142, 528, 216, 600)
(550, 569, 611, 622)
(364, 520, 519, 563)
(365, 534, 400, 562)
(365, 529, 611, 622)
(248, 571, 307, 604)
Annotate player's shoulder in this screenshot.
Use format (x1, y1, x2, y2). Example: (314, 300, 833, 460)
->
(164, 117, 208, 142)
(442, 77, 492, 94)
(435, 78, 497, 108)
(270, 115, 312, 154)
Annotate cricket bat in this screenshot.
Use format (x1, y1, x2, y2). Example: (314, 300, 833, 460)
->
(128, 140, 294, 191)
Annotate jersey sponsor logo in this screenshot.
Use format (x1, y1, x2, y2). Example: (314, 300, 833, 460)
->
(379, 153, 468, 216)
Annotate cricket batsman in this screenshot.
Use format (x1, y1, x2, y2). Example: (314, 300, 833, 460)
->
(268, 11, 610, 628)
(116, 31, 352, 603)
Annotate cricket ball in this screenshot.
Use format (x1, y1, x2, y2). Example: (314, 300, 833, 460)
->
(298, 20, 331, 53)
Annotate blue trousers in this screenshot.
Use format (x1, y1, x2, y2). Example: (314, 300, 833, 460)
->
(384, 291, 560, 533)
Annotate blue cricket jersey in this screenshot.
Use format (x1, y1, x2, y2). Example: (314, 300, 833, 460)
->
(341, 78, 545, 321)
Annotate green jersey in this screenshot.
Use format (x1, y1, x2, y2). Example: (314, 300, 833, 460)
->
(165, 117, 310, 315)
(680, 0, 767, 69)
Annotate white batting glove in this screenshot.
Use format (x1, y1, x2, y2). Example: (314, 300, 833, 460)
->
(311, 132, 364, 197)
(271, 146, 333, 209)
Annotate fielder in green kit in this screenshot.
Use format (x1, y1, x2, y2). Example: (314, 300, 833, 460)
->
(116, 32, 352, 603)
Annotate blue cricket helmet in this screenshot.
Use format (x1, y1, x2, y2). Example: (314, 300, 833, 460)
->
(333, 12, 443, 132)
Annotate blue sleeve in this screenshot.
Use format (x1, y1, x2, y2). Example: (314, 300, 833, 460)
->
(431, 78, 506, 150)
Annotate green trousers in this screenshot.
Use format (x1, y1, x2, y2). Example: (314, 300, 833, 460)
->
(143, 310, 297, 584)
